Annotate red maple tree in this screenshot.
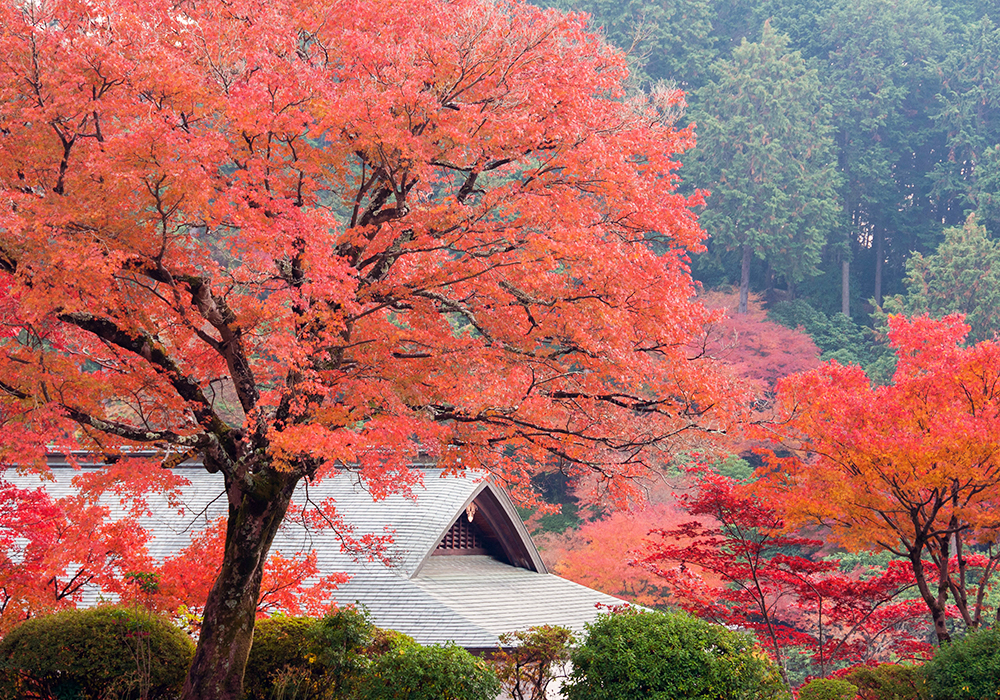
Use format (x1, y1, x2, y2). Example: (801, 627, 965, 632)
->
(767, 314, 1000, 644)
(698, 290, 821, 395)
(0, 0, 736, 695)
(636, 469, 928, 685)
(0, 476, 153, 631)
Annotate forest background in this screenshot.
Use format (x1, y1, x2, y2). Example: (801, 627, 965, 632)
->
(518, 0, 1000, 685)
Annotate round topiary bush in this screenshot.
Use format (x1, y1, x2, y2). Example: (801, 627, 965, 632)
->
(924, 628, 1000, 700)
(354, 641, 500, 700)
(563, 608, 788, 700)
(244, 607, 385, 700)
(798, 678, 859, 700)
(243, 614, 319, 700)
(841, 662, 927, 699)
(0, 606, 193, 700)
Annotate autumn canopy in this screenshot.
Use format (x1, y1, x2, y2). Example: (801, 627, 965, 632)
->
(769, 314, 1000, 644)
(0, 0, 732, 696)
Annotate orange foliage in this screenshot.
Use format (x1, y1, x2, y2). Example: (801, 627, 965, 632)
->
(0, 0, 739, 693)
(767, 314, 1000, 643)
(542, 503, 679, 607)
(539, 489, 727, 607)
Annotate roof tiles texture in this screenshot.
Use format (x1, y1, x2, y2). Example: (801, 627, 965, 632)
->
(7, 464, 628, 647)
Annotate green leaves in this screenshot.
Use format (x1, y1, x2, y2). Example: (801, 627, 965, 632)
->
(564, 609, 788, 700)
(0, 607, 193, 700)
(355, 642, 500, 700)
(923, 628, 1000, 700)
(689, 23, 842, 310)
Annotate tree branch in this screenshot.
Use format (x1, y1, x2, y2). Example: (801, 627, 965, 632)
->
(56, 311, 232, 439)
(132, 266, 260, 417)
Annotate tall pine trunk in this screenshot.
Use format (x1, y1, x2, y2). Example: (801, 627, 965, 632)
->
(841, 258, 850, 316)
(874, 229, 884, 307)
(182, 468, 301, 700)
(738, 243, 752, 314)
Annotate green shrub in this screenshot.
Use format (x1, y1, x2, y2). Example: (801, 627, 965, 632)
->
(365, 627, 416, 658)
(243, 615, 318, 700)
(842, 663, 927, 700)
(563, 608, 789, 700)
(0, 606, 193, 700)
(354, 642, 500, 700)
(309, 607, 377, 696)
(244, 607, 382, 700)
(924, 628, 1000, 700)
(798, 678, 859, 700)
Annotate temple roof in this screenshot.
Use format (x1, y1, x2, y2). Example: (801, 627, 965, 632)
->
(9, 457, 629, 649)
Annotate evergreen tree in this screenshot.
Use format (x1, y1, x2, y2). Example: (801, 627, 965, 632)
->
(689, 22, 842, 314)
(822, 0, 947, 308)
(884, 214, 1000, 343)
(930, 16, 1000, 231)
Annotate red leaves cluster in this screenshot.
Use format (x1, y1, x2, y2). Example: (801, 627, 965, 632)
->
(152, 518, 348, 623)
(634, 469, 929, 680)
(0, 469, 364, 628)
(0, 478, 151, 632)
(768, 314, 1000, 641)
(698, 290, 821, 395)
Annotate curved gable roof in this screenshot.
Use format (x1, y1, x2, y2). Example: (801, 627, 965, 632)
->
(6, 457, 629, 648)
(7, 459, 545, 578)
(283, 468, 545, 578)
(412, 479, 546, 576)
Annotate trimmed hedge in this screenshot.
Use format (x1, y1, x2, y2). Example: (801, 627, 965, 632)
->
(354, 642, 500, 700)
(0, 606, 193, 700)
(563, 608, 788, 700)
(244, 608, 419, 700)
(798, 678, 859, 700)
(245, 607, 392, 700)
(243, 615, 319, 700)
(842, 663, 927, 700)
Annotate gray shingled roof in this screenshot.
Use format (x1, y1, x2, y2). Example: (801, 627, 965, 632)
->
(7, 463, 628, 648)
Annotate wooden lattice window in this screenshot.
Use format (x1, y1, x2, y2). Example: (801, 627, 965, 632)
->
(436, 517, 487, 553)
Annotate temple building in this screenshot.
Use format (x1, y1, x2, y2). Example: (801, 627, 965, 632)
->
(15, 454, 629, 652)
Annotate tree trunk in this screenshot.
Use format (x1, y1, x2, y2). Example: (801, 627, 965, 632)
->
(738, 244, 752, 314)
(874, 229, 884, 307)
(841, 258, 850, 316)
(182, 468, 301, 700)
(911, 553, 952, 645)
